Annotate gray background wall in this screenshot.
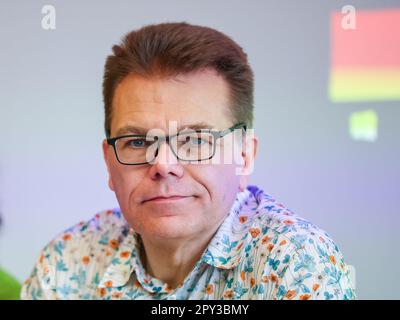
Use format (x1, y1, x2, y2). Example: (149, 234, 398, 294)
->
(0, 0, 399, 299)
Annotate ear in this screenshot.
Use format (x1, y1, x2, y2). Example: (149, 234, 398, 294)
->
(102, 139, 115, 192)
(238, 130, 258, 192)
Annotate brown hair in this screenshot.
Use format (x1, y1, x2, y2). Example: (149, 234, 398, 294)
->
(103, 22, 254, 138)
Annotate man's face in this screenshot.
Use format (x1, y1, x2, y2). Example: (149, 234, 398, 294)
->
(102, 69, 255, 241)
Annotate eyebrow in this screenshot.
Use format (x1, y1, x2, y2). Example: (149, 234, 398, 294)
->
(114, 121, 216, 136)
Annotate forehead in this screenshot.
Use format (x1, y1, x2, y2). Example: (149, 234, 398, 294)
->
(111, 69, 233, 135)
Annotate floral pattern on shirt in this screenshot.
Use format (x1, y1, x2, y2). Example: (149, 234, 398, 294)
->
(21, 185, 356, 300)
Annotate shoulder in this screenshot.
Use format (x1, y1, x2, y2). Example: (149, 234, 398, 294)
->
(244, 185, 342, 256)
(42, 208, 128, 257)
(21, 208, 128, 299)
(241, 186, 355, 299)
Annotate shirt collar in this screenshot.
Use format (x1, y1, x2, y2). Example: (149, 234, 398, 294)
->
(98, 185, 259, 289)
(199, 187, 254, 269)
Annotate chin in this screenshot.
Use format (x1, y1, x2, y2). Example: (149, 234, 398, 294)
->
(142, 216, 200, 240)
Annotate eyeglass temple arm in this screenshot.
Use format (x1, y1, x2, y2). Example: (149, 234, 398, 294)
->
(219, 122, 247, 138)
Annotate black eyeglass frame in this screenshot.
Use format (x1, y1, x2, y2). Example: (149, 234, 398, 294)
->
(106, 122, 247, 165)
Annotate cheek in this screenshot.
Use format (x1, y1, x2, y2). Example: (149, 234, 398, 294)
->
(108, 165, 144, 201)
(189, 163, 240, 204)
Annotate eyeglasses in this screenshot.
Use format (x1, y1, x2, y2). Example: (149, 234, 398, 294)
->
(106, 122, 246, 165)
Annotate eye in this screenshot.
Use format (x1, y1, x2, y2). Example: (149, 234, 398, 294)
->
(127, 138, 147, 148)
(177, 131, 213, 147)
(188, 137, 206, 145)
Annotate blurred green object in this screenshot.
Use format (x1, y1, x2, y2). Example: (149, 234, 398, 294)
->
(0, 266, 21, 300)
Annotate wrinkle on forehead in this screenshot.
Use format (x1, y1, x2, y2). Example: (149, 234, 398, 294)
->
(110, 69, 233, 135)
(114, 69, 230, 106)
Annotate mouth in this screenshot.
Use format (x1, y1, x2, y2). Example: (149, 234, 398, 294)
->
(143, 195, 193, 203)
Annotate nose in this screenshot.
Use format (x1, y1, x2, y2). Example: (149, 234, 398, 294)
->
(148, 140, 184, 180)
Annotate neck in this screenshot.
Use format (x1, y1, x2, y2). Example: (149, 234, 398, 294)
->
(138, 224, 222, 289)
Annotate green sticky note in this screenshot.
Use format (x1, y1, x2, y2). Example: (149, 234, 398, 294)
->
(349, 110, 378, 142)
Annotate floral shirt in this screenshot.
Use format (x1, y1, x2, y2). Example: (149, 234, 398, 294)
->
(21, 185, 356, 300)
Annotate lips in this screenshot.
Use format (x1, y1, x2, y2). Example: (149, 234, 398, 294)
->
(143, 195, 191, 203)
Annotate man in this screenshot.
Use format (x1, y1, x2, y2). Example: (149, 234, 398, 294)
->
(21, 22, 355, 300)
